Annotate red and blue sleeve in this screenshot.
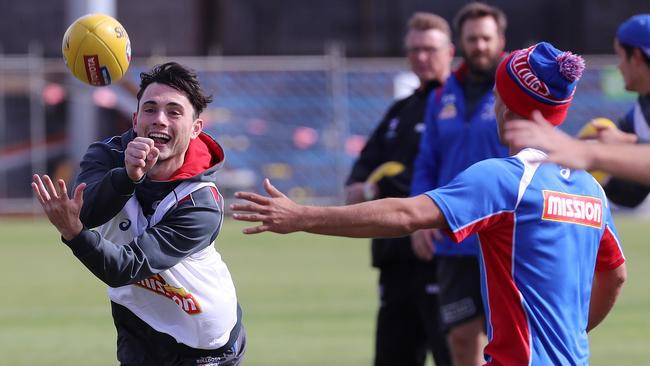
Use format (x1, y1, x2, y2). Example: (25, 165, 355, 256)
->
(595, 213, 625, 272)
(425, 157, 524, 242)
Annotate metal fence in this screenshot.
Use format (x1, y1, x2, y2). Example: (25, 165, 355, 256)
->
(0, 52, 637, 214)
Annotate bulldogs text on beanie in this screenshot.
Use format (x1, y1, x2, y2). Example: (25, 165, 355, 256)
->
(495, 42, 585, 125)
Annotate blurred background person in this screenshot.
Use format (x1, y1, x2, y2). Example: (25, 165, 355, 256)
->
(345, 12, 453, 366)
(595, 14, 650, 207)
(409, 3, 509, 365)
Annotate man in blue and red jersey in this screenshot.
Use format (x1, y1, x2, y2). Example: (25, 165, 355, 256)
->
(410, 4, 509, 364)
(231, 42, 627, 365)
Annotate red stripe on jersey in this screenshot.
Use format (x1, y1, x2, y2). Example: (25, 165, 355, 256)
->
(479, 213, 531, 366)
(178, 194, 192, 205)
(210, 186, 221, 204)
(177, 186, 221, 207)
(446, 211, 509, 243)
(444, 212, 531, 364)
(595, 225, 625, 272)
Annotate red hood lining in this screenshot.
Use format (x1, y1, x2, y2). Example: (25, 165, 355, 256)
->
(166, 132, 224, 181)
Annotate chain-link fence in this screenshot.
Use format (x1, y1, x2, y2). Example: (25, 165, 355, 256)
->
(0, 52, 637, 214)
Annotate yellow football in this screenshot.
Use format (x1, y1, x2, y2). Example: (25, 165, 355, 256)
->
(577, 118, 617, 139)
(62, 14, 131, 86)
(577, 118, 617, 184)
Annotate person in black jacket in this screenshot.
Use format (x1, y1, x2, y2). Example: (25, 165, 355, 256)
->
(32, 62, 245, 366)
(345, 12, 453, 366)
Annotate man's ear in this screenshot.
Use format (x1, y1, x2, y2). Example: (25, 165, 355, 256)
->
(132, 112, 138, 129)
(192, 118, 203, 139)
(498, 34, 506, 53)
(503, 108, 519, 122)
(632, 48, 647, 67)
(447, 44, 456, 59)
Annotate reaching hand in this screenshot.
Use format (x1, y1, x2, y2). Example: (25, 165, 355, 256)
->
(231, 178, 304, 234)
(125, 137, 160, 182)
(31, 174, 86, 240)
(589, 121, 637, 144)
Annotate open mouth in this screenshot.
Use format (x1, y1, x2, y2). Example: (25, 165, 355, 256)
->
(148, 132, 171, 144)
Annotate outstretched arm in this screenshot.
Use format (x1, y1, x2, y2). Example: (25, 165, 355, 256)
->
(585, 144, 650, 185)
(503, 111, 650, 185)
(33, 175, 223, 287)
(231, 179, 448, 238)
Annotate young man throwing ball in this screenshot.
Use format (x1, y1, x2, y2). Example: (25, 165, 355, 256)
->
(32, 62, 245, 366)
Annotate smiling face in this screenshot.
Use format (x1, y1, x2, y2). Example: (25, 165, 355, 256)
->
(133, 82, 202, 172)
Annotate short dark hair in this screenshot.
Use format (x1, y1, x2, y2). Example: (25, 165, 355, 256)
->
(407, 12, 451, 39)
(453, 2, 507, 37)
(619, 42, 650, 67)
(137, 62, 213, 117)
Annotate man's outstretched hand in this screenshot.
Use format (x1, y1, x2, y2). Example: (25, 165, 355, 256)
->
(32, 174, 86, 240)
(231, 178, 305, 234)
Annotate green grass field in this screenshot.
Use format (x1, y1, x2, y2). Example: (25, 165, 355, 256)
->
(1, 216, 648, 365)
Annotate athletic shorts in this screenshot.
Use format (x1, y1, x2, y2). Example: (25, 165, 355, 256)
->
(436, 256, 485, 331)
(112, 302, 246, 366)
(374, 261, 451, 366)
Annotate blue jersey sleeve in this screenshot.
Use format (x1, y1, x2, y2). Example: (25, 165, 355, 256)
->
(411, 90, 442, 195)
(425, 157, 524, 242)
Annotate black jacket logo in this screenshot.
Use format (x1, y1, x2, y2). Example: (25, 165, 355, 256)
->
(119, 219, 132, 231)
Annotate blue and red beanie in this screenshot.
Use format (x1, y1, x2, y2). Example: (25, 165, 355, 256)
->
(495, 42, 585, 126)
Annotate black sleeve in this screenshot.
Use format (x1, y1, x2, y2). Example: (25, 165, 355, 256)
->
(604, 178, 650, 208)
(62, 186, 222, 287)
(377, 170, 412, 198)
(605, 104, 650, 207)
(346, 100, 405, 185)
(74, 141, 138, 228)
(617, 109, 635, 134)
